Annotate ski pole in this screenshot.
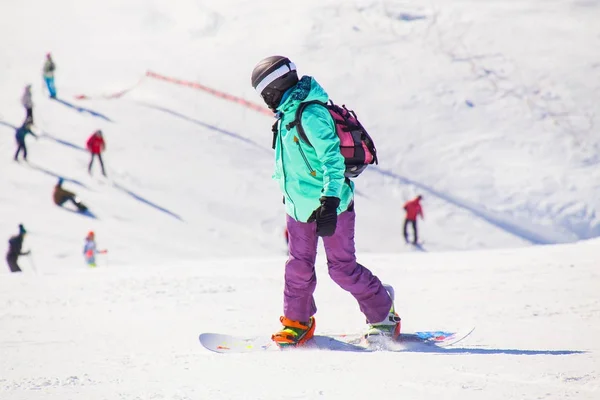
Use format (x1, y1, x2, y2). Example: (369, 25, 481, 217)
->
(28, 253, 37, 274)
(99, 250, 108, 267)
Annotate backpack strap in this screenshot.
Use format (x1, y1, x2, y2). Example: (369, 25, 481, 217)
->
(271, 119, 279, 150)
(285, 100, 328, 147)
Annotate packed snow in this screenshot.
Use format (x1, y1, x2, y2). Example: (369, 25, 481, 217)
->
(0, 0, 598, 399)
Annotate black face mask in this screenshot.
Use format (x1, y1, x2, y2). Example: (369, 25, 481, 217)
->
(258, 70, 298, 111)
(261, 88, 284, 112)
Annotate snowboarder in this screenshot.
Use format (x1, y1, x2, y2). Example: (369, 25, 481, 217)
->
(21, 84, 34, 125)
(53, 178, 88, 212)
(403, 195, 424, 244)
(6, 224, 30, 273)
(251, 55, 401, 347)
(14, 121, 38, 162)
(42, 53, 57, 98)
(86, 130, 106, 176)
(83, 231, 106, 267)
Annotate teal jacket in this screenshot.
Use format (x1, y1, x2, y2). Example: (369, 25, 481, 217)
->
(273, 76, 354, 222)
(15, 126, 36, 143)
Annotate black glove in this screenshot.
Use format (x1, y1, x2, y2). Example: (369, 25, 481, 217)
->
(308, 197, 340, 237)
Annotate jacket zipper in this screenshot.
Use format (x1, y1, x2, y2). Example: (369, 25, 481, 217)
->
(294, 136, 316, 177)
(279, 123, 298, 219)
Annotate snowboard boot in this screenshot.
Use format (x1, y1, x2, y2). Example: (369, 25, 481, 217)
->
(365, 306, 401, 340)
(365, 284, 401, 341)
(272, 316, 316, 348)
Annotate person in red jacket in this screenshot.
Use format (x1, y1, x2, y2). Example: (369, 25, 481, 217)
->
(86, 130, 106, 176)
(403, 195, 423, 244)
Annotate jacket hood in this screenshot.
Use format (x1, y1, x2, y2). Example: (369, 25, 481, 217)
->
(277, 76, 328, 113)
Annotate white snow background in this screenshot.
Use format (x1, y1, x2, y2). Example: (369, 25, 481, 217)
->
(0, 0, 599, 398)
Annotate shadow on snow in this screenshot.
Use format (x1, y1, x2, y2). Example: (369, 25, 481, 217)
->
(0, 120, 18, 130)
(410, 242, 427, 252)
(27, 164, 181, 222)
(112, 181, 184, 222)
(312, 336, 586, 355)
(26, 163, 89, 189)
(394, 13, 427, 22)
(52, 98, 112, 122)
(413, 347, 588, 356)
(3, 118, 88, 152)
(40, 132, 87, 152)
(137, 102, 269, 154)
(372, 167, 573, 245)
(60, 206, 98, 219)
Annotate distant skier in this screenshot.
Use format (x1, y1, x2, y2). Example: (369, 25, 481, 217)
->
(14, 121, 38, 162)
(42, 53, 57, 98)
(83, 231, 107, 267)
(21, 84, 34, 125)
(403, 195, 424, 244)
(6, 224, 30, 273)
(53, 178, 88, 212)
(86, 130, 107, 176)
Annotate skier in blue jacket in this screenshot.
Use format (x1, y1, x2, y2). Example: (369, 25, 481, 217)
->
(14, 122, 37, 161)
(43, 53, 57, 98)
(251, 56, 400, 347)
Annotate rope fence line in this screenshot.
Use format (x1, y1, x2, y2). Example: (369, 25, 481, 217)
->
(73, 71, 273, 117)
(146, 71, 273, 116)
(74, 78, 145, 100)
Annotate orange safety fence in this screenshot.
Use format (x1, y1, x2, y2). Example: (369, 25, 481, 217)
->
(73, 71, 273, 117)
(145, 71, 273, 117)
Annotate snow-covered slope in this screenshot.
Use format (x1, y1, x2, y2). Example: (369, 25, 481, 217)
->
(0, 1, 599, 398)
(1, 0, 599, 269)
(1, 239, 598, 399)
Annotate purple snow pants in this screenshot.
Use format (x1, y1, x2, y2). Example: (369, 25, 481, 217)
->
(284, 209, 392, 324)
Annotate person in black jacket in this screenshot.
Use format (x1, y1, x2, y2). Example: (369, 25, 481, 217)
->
(14, 122, 37, 162)
(6, 224, 30, 273)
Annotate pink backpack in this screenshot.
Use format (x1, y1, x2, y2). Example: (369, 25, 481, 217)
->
(287, 100, 378, 178)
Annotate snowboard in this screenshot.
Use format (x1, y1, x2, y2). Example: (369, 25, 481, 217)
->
(199, 327, 475, 354)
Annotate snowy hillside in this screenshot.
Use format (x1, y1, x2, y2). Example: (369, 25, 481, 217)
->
(0, 0, 599, 398)
(1, 239, 598, 399)
(1, 0, 599, 268)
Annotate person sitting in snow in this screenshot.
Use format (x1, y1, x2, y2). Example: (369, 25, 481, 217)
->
(14, 121, 37, 162)
(6, 224, 31, 273)
(83, 231, 106, 267)
(53, 178, 88, 212)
